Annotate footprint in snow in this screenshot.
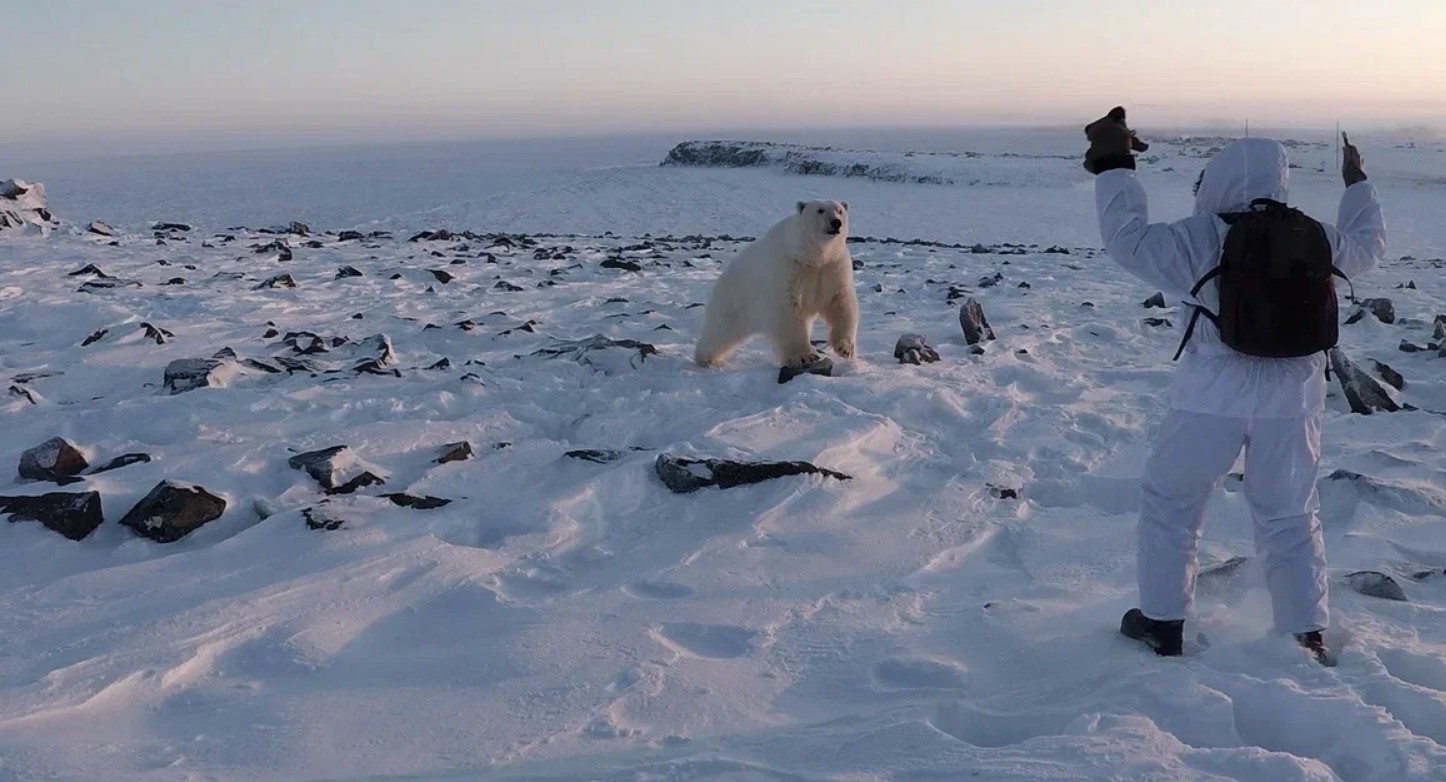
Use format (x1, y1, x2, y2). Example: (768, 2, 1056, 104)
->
(652, 623, 758, 659)
(869, 656, 969, 691)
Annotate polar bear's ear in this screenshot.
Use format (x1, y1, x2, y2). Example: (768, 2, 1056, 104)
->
(841, 201, 849, 211)
(796, 201, 806, 214)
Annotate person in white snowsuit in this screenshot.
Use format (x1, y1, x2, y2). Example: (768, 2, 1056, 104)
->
(1084, 108, 1386, 662)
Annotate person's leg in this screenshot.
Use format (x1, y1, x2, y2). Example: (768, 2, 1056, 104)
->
(1242, 415, 1328, 635)
(1137, 411, 1249, 621)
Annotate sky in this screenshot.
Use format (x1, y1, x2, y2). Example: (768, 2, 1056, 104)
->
(3, 0, 1444, 155)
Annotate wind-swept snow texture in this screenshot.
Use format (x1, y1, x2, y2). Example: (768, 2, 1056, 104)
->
(2, 129, 1446, 780)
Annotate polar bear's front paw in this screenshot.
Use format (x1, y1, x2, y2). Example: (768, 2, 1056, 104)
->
(785, 350, 823, 368)
(830, 339, 856, 359)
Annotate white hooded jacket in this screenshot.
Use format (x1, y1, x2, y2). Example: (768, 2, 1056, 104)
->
(1095, 138, 1387, 418)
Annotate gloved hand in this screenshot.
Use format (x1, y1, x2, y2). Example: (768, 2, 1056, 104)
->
(1342, 132, 1367, 187)
(894, 333, 940, 365)
(1084, 107, 1145, 174)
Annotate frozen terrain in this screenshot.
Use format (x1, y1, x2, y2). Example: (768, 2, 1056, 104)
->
(2, 128, 1446, 781)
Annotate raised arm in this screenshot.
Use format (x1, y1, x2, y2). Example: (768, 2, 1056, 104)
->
(1095, 170, 1219, 296)
(1328, 135, 1386, 277)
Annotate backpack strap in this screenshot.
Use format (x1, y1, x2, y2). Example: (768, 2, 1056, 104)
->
(1173, 306, 1219, 361)
(1331, 266, 1356, 303)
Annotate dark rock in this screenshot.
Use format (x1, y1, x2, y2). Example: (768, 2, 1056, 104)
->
(163, 277, 186, 286)
(1143, 292, 1167, 309)
(1434, 315, 1446, 342)
(988, 485, 1019, 500)
(18, 437, 89, 482)
(494, 281, 524, 292)
(151, 222, 192, 232)
(429, 269, 454, 284)
(426, 358, 452, 371)
(90, 453, 153, 474)
(385, 493, 452, 510)
(69, 263, 111, 277)
(565, 449, 624, 464)
(119, 480, 227, 543)
(778, 355, 834, 384)
(287, 446, 387, 494)
(958, 297, 996, 346)
(436, 441, 473, 464)
(337, 230, 365, 242)
(978, 272, 1003, 288)
(1143, 317, 1174, 328)
(654, 454, 851, 494)
(601, 258, 643, 272)
(164, 358, 225, 394)
(531, 335, 657, 373)
(0, 491, 104, 540)
(1400, 340, 1426, 353)
(1346, 570, 1408, 601)
(1328, 349, 1401, 414)
(1371, 360, 1405, 391)
(894, 333, 940, 364)
(242, 358, 283, 374)
(79, 278, 141, 292)
(86, 221, 116, 237)
(256, 239, 293, 261)
(1345, 298, 1396, 325)
(289, 221, 310, 235)
(81, 328, 109, 347)
(303, 506, 345, 531)
(256, 274, 296, 290)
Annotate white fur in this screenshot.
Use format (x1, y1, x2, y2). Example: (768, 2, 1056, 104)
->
(694, 200, 858, 368)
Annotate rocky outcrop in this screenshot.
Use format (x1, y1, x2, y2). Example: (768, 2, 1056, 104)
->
(660, 141, 954, 185)
(119, 481, 227, 542)
(1, 179, 58, 235)
(655, 454, 851, 494)
(287, 446, 387, 494)
(0, 491, 104, 540)
(18, 437, 89, 483)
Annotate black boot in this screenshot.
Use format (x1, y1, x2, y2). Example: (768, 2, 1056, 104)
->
(1120, 608, 1184, 656)
(1295, 631, 1335, 667)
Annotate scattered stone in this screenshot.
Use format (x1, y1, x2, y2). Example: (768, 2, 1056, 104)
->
(302, 506, 345, 531)
(0, 491, 104, 540)
(81, 328, 109, 347)
(337, 230, 365, 242)
(152, 222, 192, 232)
(426, 358, 452, 371)
(436, 441, 473, 464)
(68, 263, 111, 278)
(163, 277, 186, 286)
(978, 272, 1003, 288)
(429, 269, 454, 284)
(79, 278, 141, 292)
(958, 297, 996, 346)
(601, 258, 643, 272)
(287, 446, 387, 494)
(87, 221, 116, 237)
(385, 493, 452, 510)
(778, 355, 834, 384)
(1345, 298, 1396, 325)
(894, 333, 940, 364)
(565, 449, 625, 464)
(1328, 348, 1401, 414)
(164, 358, 225, 394)
(289, 221, 311, 235)
(256, 239, 293, 261)
(1400, 340, 1426, 353)
(1371, 360, 1405, 391)
(18, 437, 88, 482)
(1346, 570, 1407, 601)
(531, 335, 657, 374)
(119, 480, 227, 543)
(989, 485, 1019, 500)
(90, 453, 153, 475)
(256, 274, 296, 289)
(494, 281, 525, 292)
(1143, 292, 1167, 309)
(1143, 317, 1174, 328)
(654, 454, 851, 494)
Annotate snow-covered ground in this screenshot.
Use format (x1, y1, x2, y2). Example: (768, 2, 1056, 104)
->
(2, 128, 1446, 781)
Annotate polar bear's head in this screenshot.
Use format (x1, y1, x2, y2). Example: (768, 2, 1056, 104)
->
(796, 199, 848, 240)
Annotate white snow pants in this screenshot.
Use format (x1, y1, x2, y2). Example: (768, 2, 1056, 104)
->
(1138, 411, 1329, 634)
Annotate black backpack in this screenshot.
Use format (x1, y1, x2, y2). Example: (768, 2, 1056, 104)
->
(1175, 198, 1352, 362)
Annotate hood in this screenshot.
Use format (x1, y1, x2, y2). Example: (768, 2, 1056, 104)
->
(1193, 138, 1290, 216)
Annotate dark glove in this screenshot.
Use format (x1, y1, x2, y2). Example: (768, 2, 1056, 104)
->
(1342, 132, 1367, 187)
(894, 333, 940, 365)
(1084, 107, 1143, 174)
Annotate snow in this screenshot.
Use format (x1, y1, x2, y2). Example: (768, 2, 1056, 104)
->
(2, 128, 1446, 781)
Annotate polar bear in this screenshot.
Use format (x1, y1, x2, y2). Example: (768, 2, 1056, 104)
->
(694, 200, 858, 369)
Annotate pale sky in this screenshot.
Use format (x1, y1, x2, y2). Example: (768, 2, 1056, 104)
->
(4, 0, 1444, 153)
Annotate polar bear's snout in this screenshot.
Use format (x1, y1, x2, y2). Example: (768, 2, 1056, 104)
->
(825, 217, 843, 235)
